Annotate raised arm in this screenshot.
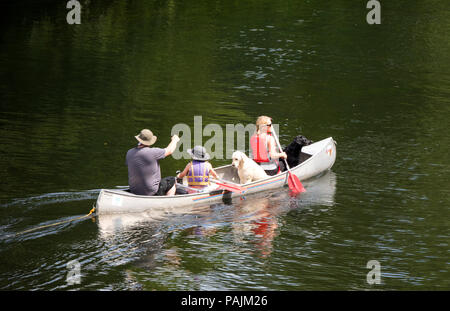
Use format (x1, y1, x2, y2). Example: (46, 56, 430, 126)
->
(165, 135, 180, 157)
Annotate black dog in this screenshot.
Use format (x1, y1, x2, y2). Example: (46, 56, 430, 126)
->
(280, 135, 313, 170)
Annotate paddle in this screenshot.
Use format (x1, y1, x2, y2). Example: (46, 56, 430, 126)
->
(270, 127, 306, 195)
(175, 183, 203, 193)
(210, 179, 246, 194)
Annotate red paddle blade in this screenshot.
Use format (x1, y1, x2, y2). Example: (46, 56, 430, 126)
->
(215, 181, 244, 193)
(288, 173, 306, 196)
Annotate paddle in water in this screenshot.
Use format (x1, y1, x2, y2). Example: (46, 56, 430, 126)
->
(271, 128, 306, 196)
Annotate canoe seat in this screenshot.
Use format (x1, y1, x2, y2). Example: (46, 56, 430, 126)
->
(215, 165, 240, 183)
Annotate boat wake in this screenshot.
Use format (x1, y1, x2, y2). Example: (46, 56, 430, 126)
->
(1, 189, 100, 209)
(0, 189, 100, 243)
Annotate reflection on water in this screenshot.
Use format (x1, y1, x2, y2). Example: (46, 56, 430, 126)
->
(231, 196, 278, 258)
(92, 171, 337, 290)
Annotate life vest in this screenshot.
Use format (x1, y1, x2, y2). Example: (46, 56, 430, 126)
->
(187, 160, 210, 187)
(250, 133, 270, 163)
(250, 133, 279, 172)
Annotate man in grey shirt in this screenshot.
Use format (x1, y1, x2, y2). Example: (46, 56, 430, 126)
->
(126, 129, 180, 196)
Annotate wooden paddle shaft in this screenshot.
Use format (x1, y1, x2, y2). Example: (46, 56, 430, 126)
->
(176, 183, 203, 193)
(210, 178, 243, 188)
(270, 127, 292, 171)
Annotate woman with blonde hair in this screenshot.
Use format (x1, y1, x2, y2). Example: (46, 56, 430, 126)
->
(250, 116, 287, 175)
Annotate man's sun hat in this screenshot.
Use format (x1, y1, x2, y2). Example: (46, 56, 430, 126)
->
(187, 145, 210, 161)
(135, 129, 157, 146)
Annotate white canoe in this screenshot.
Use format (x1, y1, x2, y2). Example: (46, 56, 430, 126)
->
(97, 171, 337, 238)
(95, 137, 337, 214)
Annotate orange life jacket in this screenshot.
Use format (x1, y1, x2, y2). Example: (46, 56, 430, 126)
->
(250, 133, 271, 163)
(250, 133, 280, 172)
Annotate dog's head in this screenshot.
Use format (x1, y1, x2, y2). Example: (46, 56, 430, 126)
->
(284, 135, 313, 155)
(294, 135, 313, 146)
(231, 151, 248, 169)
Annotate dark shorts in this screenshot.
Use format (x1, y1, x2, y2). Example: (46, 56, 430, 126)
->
(264, 167, 280, 176)
(155, 176, 176, 196)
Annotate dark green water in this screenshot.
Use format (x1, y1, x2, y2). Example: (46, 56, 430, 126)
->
(1, 0, 449, 290)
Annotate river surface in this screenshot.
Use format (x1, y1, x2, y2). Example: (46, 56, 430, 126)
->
(1, 0, 449, 290)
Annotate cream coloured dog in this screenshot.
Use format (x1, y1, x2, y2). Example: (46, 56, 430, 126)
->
(231, 151, 268, 184)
